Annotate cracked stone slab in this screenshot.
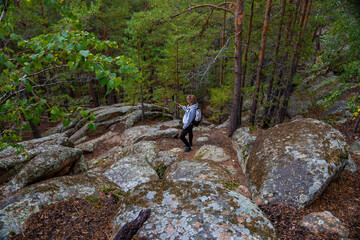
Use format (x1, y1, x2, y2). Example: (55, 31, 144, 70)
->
(112, 181, 277, 240)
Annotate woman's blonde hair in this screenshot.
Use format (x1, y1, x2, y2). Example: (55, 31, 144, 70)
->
(187, 95, 197, 105)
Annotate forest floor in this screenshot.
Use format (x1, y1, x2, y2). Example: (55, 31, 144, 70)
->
(10, 111, 360, 240)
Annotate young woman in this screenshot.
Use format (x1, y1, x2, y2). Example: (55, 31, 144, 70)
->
(178, 95, 198, 152)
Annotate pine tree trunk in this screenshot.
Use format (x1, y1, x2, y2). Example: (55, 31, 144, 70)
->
(278, 0, 312, 123)
(249, 0, 273, 125)
(262, 0, 287, 128)
(239, 0, 255, 123)
(229, 0, 245, 137)
(269, 0, 301, 122)
(89, 77, 99, 107)
(137, 38, 145, 121)
(220, 2, 227, 87)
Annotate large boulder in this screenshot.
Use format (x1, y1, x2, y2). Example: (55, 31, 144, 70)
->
(1, 145, 85, 196)
(246, 118, 349, 208)
(88, 141, 159, 172)
(45, 104, 173, 143)
(112, 181, 277, 240)
(0, 135, 78, 184)
(0, 173, 119, 239)
(232, 127, 257, 173)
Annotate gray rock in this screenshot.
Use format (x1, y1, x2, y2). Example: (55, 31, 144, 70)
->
(150, 151, 180, 168)
(300, 211, 349, 238)
(120, 126, 178, 146)
(125, 110, 174, 128)
(88, 146, 124, 172)
(232, 127, 256, 173)
(196, 136, 209, 142)
(216, 117, 230, 129)
(103, 154, 158, 192)
(321, 100, 352, 124)
(112, 181, 277, 240)
(88, 141, 159, 173)
(75, 131, 118, 153)
(155, 120, 182, 129)
(344, 154, 358, 173)
(194, 145, 230, 162)
(0, 173, 119, 239)
(246, 118, 349, 208)
(164, 159, 234, 188)
(349, 140, 360, 155)
(288, 93, 312, 118)
(1, 146, 83, 196)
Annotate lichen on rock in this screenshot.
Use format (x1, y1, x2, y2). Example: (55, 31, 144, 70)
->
(246, 118, 349, 208)
(112, 181, 277, 240)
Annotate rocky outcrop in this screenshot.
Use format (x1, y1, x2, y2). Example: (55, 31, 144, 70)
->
(120, 126, 178, 146)
(1, 146, 84, 196)
(0, 135, 85, 193)
(321, 100, 352, 124)
(194, 145, 230, 162)
(232, 127, 256, 173)
(44, 104, 174, 144)
(112, 181, 277, 240)
(0, 173, 119, 239)
(349, 140, 360, 155)
(246, 118, 349, 208)
(300, 211, 349, 238)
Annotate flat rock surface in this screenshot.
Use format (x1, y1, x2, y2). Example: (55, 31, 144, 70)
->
(112, 181, 277, 240)
(194, 145, 230, 162)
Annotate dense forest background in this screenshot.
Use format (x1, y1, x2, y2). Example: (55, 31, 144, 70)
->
(0, 0, 359, 149)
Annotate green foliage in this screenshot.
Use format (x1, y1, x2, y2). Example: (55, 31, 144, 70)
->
(155, 163, 167, 179)
(85, 196, 100, 203)
(209, 85, 232, 122)
(1, 26, 138, 150)
(221, 180, 240, 191)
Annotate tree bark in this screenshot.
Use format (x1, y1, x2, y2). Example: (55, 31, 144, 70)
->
(268, 0, 301, 123)
(239, 0, 255, 123)
(220, 3, 227, 87)
(229, 0, 245, 137)
(249, 0, 273, 125)
(137, 38, 145, 121)
(262, 0, 287, 128)
(89, 77, 99, 107)
(278, 0, 312, 123)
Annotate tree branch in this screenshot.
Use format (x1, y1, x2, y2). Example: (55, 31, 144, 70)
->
(199, 31, 240, 80)
(199, 9, 214, 38)
(170, 3, 235, 19)
(0, 0, 9, 23)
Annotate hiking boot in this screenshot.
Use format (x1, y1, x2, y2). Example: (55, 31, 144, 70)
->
(184, 144, 193, 147)
(184, 147, 191, 152)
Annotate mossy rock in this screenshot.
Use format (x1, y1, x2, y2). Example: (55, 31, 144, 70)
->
(246, 118, 349, 209)
(112, 181, 277, 239)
